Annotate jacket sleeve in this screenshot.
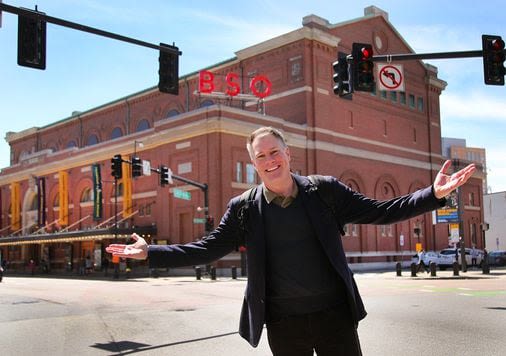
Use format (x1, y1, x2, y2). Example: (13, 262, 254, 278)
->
(329, 177, 446, 226)
(148, 197, 243, 268)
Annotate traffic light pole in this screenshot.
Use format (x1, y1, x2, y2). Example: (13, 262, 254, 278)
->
(0, 2, 181, 56)
(348, 48, 503, 64)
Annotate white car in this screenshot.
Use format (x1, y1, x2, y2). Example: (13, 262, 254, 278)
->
(438, 248, 483, 269)
(411, 251, 457, 270)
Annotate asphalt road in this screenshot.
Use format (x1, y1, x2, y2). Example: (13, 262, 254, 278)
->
(1, 268, 505, 355)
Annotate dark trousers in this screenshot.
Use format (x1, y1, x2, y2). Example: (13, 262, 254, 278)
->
(266, 306, 362, 356)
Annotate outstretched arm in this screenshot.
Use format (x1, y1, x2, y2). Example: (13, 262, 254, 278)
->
(433, 160, 476, 199)
(106, 233, 148, 260)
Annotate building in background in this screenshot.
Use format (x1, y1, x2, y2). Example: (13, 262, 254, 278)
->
(0, 6, 485, 273)
(442, 137, 488, 194)
(483, 191, 506, 251)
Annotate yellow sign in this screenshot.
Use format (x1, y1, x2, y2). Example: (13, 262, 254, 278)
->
(415, 242, 422, 252)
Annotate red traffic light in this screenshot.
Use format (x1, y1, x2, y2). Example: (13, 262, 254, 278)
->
(352, 42, 375, 92)
(361, 47, 373, 59)
(482, 34, 505, 85)
(492, 38, 505, 51)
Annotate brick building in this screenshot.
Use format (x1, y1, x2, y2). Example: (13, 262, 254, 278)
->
(0, 6, 485, 272)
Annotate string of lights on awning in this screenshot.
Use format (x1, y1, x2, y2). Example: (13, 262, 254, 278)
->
(0, 226, 156, 246)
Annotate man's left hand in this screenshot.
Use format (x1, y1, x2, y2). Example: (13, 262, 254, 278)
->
(433, 160, 476, 199)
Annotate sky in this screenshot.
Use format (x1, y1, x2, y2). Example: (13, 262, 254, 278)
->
(1, 0, 505, 192)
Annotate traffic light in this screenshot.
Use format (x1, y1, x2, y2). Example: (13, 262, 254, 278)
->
(131, 156, 142, 178)
(332, 53, 352, 97)
(352, 43, 375, 92)
(158, 43, 179, 95)
(17, 11, 46, 70)
(205, 216, 215, 232)
(159, 165, 172, 186)
(111, 154, 123, 179)
(482, 34, 505, 85)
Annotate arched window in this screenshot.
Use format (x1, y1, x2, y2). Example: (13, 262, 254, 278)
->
(167, 109, 180, 118)
(53, 194, 59, 207)
(80, 187, 93, 202)
(67, 140, 77, 149)
(111, 127, 123, 139)
(86, 134, 99, 146)
(29, 195, 38, 211)
(200, 99, 214, 108)
(136, 119, 150, 132)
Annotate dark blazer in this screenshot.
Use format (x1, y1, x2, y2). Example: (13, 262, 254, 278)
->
(148, 174, 445, 347)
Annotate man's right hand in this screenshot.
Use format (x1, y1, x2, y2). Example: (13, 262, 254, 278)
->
(106, 233, 148, 260)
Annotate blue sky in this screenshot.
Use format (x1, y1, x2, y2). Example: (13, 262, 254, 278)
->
(1, 0, 505, 191)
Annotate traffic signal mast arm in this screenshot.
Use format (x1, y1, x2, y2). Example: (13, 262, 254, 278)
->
(349, 49, 489, 63)
(0, 2, 181, 55)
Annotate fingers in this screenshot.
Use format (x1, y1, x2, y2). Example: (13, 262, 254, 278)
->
(131, 233, 139, 241)
(438, 160, 452, 175)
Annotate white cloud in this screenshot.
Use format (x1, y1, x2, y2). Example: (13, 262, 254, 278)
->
(441, 92, 506, 122)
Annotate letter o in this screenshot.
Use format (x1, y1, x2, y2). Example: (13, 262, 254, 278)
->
(250, 75, 272, 98)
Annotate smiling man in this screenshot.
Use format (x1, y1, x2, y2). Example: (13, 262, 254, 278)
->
(107, 126, 475, 356)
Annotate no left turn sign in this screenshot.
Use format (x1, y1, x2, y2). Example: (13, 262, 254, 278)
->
(377, 64, 405, 91)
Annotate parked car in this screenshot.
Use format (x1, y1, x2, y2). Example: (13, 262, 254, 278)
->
(438, 248, 484, 269)
(487, 250, 506, 266)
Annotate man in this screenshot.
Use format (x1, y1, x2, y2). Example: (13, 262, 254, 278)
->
(416, 249, 429, 273)
(107, 126, 475, 355)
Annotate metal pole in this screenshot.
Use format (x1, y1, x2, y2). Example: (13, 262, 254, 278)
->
(0, 2, 181, 55)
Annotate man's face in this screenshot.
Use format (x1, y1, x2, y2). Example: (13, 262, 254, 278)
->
(250, 133, 291, 187)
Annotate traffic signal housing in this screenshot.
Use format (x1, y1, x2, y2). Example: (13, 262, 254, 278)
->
(158, 43, 179, 95)
(111, 155, 123, 179)
(159, 165, 172, 186)
(352, 43, 375, 92)
(332, 53, 351, 97)
(482, 34, 505, 85)
(17, 11, 47, 70)
(131, 156, 142, 178)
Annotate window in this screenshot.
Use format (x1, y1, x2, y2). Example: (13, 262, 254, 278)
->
(399, 92, 406, 105)
(246, 163, 256, 184)
(67, 140, 77, 148)
(86, 134, 99, 146)
(344, 224, 357, 237)
(80, 187, 93, 202)
(468, 192, 475, 206)
(111, 127, 123, 139)
(167, 109, 180, 118)
(290, 56, 303, 82)
(136, 119, 150, 132)
(236, 162, 243, 183)
(200, 99, 214, 108)
(380, 90, 387, 99)
(409, 94, 415, 108)
(390, 91, 397, 102)
(29, 195, 38, 211)
(344, 224, 351, 236)
(417, 97, 424, 112)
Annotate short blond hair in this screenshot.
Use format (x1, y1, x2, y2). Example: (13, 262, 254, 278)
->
(246, 126, 287, 159)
